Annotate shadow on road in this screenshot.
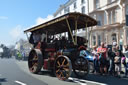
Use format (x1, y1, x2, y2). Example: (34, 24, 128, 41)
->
(71, 73, 128, 85)
(35, 69, 128, 85)
(38, 70, 56, 77)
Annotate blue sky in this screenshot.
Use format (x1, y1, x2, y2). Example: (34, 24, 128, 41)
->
(0, 0, 68, 46)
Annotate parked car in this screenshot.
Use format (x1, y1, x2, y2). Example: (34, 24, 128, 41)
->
(80, 50, 94, 73)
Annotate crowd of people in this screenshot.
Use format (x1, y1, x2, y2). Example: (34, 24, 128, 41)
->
(91, 42, 128, 78)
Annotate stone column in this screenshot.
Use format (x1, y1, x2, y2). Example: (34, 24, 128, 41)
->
(106, 33, 108, 46)
(116, 32, 119, 45)
(96, 33, 98, 46)
(105, 10, 109, 25)
(123, 26, 127, 46)
(102, 32, 104, 42)
(122, 4, 125, 22)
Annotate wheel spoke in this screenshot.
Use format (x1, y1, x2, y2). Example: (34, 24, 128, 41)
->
(34, 63, 38, 66)
(63, 68, 69, 71)
(56, 69, 60, 73)
(60, 71, 64, 78)
(63, 63, 69, 67)
(57, 61, 61, 67)
(33, 55, 38, 60)
(62, 59, 65, 65)
(58, 72, 62, 78)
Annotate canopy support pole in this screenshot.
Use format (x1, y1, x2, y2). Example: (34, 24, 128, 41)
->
(66, 19, 76, 45)
(46, 31, 48, 42)
(75, 17, 78, 45)
(85, 23, 88, 45)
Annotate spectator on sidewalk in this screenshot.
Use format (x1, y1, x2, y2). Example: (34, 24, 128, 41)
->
(92, 45, 99, 74)
(114, 51, 121, 77)
(17, 51, 22, 60)
(114, 45, 124, 77)
(97, 42, 108, 75)
(123, 46, 128, 77)
(108, 47, 116, 75)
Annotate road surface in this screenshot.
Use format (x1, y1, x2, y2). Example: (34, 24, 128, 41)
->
(0, 58, 128, 85)
(0, 58, 47, 85)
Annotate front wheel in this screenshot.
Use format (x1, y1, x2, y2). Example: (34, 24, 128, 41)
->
(54, 55, 72, 80)
(73, 56, 89, 78)
(28, 49, 43, 74)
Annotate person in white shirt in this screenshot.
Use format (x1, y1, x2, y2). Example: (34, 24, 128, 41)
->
(32, 31, 41, 47)
(92, 46, 99, 73)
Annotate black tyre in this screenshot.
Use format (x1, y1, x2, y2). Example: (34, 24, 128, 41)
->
(54, 55, 72, 80)
(73, 56, 89, 78)
(89, 62, 94, 73)
(28, 49, 43, 74)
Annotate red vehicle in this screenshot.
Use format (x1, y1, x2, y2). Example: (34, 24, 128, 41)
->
(24, 12, 97, 80)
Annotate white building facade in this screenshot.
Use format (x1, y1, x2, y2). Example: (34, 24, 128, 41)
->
(88, 0, 128, 50)
(54, 0, 89, 37)
(54, 0, 88, 17)
(54, 0, 128, 50)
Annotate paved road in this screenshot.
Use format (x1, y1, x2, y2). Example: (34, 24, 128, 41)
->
(0, 58, 47, 85)
(16, 59, 128, 85)
(0, 58, 128, 85)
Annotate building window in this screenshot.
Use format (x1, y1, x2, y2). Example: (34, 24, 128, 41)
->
(126, 5, 128, 26)
(67, 7, 70, 13)
(108, 11, 112, 24)
(98, 35, 101, 46)
(81, 0, 85, 4)
(95, 0, 100, 9)
(74, 2, 77, 9)
(112, 33, 117, 41)
(97, 14, 102, 26)
(93, 36, 96, 46)
(108, 0, 112, 4)
(113, 10, 116, 23)
(81, 6, 85, 14)
(64, 8, 66, 13)
(108, 9, 116, 24)
(108, 0, 116, 4)
(60, 11, 62, 15)
(64, 7, 70, 13)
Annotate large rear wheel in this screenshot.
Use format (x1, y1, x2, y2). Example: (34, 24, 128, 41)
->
(28, 49, 43, 74)
(73, 56, 89, 78)
(54, 55, 72, 80)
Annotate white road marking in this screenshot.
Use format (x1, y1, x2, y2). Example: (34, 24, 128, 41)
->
(15, 81, 27, 85)
(69, 77, 107, 85)
(69, 77, 87, 85)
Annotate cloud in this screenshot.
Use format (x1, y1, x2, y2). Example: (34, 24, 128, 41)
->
(0, 16, 8, 20)
(9, 14, 54, 45)
(36, 15, 53, 25)
(23, 14, 54, 31)
(9, 25, 24, 40)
